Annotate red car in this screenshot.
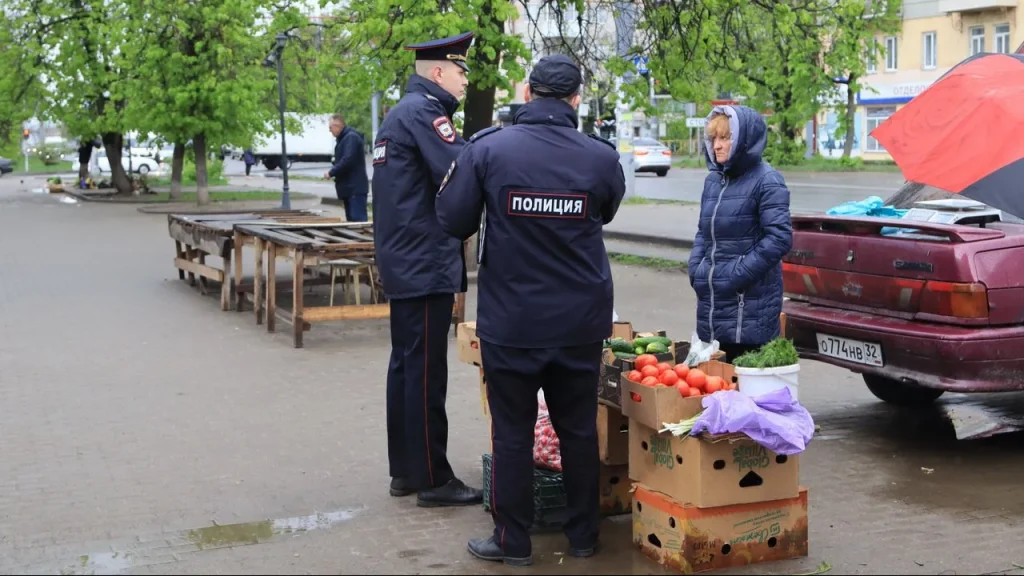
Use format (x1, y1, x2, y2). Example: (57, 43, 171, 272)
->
(781, 207, 1024, 405)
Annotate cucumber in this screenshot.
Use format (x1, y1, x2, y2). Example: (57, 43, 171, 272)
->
(646, 342, 669, 354)
(633, 336, 673, 349)
(634, 346, 645, 355)
(607, 338, 635, 354)
(613, 352, 638, 361)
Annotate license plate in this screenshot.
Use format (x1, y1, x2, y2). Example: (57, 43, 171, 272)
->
(816, 334, 884, 367)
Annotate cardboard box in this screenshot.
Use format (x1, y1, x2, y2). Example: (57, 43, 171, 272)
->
(632, 483, 809, 574)
(598, 404, 629, 466)
(600, 323, 687, 409)
(628, 419, 799, 508)
(457, 322, 482, 367)
(622, 360, 736, 431)
(599, 463, 632, 516)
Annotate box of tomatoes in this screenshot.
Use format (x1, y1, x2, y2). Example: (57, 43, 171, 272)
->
(621, 357, 736, 431)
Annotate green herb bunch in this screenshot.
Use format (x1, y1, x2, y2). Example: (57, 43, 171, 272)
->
(733, 338, 800, 369)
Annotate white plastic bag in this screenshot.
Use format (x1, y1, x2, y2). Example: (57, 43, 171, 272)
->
(683, 331, 720, 367)
(533, 390, 563, 472)
(612, 308, 620, 322)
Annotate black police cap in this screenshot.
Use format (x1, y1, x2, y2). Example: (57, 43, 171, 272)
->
(405, 32, 474, 72)
(529, 54, 582, 99)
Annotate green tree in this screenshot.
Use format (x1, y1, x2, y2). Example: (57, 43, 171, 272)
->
(824, 0, 902, 158)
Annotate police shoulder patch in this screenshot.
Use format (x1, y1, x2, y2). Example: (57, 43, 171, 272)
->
(372, 140, 387, 165)
(437, 160, 456, 196)
(469, 126, 502, 143)
(587, 133, 616, 150)
(432, 116, 456, 143)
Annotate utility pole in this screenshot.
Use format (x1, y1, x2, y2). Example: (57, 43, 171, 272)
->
(613, 0, 636, 200)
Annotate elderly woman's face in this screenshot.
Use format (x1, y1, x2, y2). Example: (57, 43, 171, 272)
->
(712, 134, 731, 164)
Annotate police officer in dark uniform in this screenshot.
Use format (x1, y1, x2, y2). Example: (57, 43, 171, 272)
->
(371, 31, 483, 508)
(435, 54, 626, 566)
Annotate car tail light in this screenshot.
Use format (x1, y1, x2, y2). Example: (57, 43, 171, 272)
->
(782, 262, 823, 297)
(635, 149, 649, 156)
(919, 281, 988, 319)
(662, 150, 671, 156)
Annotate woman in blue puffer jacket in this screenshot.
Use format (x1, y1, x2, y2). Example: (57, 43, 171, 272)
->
(688, 105, 793, 361)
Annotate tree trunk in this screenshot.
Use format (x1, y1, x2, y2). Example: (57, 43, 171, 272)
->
(461, 0, 502, 140)
(193, 133, 209, 205)
(101, 132, 133, 195)
(842, 76, 857, 159)
(170, 142, 186, 200)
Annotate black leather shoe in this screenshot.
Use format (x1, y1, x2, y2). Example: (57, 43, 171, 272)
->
(467, 536, 533, 567)
(570, 542, 598, 558)
(417, 478, 483, 508)
(389, 477, 414, 497)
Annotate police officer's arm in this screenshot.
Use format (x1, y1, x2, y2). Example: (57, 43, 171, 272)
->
(411, 106, 465, 186)
(602, 161, 627, 224)
(435, 145, 484, 241)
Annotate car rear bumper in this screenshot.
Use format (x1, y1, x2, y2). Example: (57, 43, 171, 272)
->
(783, 300, 1024, 392)
(635, 156, 671, 171)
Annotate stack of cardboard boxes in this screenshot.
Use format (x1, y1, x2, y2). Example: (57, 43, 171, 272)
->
(615, 329, 809, 573)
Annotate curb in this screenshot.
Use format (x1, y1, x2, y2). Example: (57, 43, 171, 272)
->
(136, 197, 321, 214)
(603, 229, 694, 249)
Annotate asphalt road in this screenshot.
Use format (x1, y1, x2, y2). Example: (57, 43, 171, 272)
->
(224, 157, 908, 214)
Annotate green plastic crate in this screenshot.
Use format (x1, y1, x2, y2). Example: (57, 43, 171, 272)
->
(481, 453, 569, 529)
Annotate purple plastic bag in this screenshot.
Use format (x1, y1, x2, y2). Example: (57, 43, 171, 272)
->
(690, 388, 815, 455)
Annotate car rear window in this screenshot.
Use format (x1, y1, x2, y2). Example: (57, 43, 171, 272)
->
(635, 138, 663, 147)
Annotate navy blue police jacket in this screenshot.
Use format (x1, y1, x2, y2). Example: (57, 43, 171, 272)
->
(436, 98, 626, 348)
(371, 75, 467, 300)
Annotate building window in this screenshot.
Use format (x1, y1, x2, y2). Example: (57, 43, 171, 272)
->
(995, 24, 1011, 54)
(970, 26, 985, 55)
(866, 107, 896, 152)
(922, 32, 936, 69)
(866, 43, 877, 73)
(885, 36, 898, 71)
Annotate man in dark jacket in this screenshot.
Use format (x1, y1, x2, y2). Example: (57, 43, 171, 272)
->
(326, 113, 369, 222)
(370, 32, 482, 508)
(436, 54, 626, 566)
(688, 105, 793, 361)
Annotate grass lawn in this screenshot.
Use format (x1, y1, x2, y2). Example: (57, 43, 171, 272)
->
(622, 197, 698, 207)
(608, 252, 688, 271)
(150, 175, 229, 187)
(6, 155, 74, 174)
(139, 191, 288, 203)
(674, 155, 902, 173)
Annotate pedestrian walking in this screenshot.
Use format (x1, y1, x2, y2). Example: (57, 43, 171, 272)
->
(435, 54, 626, 566)
(688, 106, 793, 362)
(324, 114, 369, 222)
(243, 148, 256, 177)
(370, 31, 482, 508)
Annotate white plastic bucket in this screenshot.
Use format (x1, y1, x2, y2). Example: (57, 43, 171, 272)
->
(735, 364, 801, 401)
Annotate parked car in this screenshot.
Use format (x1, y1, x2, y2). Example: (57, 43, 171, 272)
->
(0, 156, 13, 175)
(781, 196, 1024, 405)
(607, 137, 672, 177)
(73, 151, 164, 175)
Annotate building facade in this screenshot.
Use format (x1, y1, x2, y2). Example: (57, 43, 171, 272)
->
(832, 0, 1021, 160)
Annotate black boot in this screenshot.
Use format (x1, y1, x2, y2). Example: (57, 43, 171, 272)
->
(417, 478, 483, 508)
(569, 542, 598, 558)
(389, 477, 414, 497)
(467, 536, 533, 567)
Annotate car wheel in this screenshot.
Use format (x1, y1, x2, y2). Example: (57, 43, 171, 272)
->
(263, 159, 278, 171)
(137, 164, 150, 175)
(656, 169, 669, 177)
(863, 374, 945, 406)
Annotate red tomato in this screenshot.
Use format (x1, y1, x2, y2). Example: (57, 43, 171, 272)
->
(627, 370, 643, 383)
(687, 387, 703, 398)
(656, 362, 673, 374)
(686, 369, 707, 391)
(634, 354, 658, 369)
(676, 382, 691, 398)
(641, 376, 660, 387)
(641, 365, 661, 379)
(630, 392, 642, 402)
(659, 370, 679, 386)
(705, 376, 723, 394)
(673, 364, 690, 380)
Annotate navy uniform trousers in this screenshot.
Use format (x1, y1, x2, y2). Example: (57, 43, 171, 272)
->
(481, 340, 602, 557)
(386, 293, 456, 491)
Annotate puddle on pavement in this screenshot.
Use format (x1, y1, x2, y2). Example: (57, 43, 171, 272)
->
(40, 506, 363, 575)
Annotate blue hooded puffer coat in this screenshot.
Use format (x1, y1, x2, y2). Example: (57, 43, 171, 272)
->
(688, 105, 793, 347)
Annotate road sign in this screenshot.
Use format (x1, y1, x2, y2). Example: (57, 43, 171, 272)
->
(685, 117, 706, 128)
(633, 55, 648, 74)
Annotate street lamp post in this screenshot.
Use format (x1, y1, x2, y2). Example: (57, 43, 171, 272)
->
(271, 33, 291, 210)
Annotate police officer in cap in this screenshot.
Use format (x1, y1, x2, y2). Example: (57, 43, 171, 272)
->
(436, 54, 626, 566)
(371, 32, 483, 507)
